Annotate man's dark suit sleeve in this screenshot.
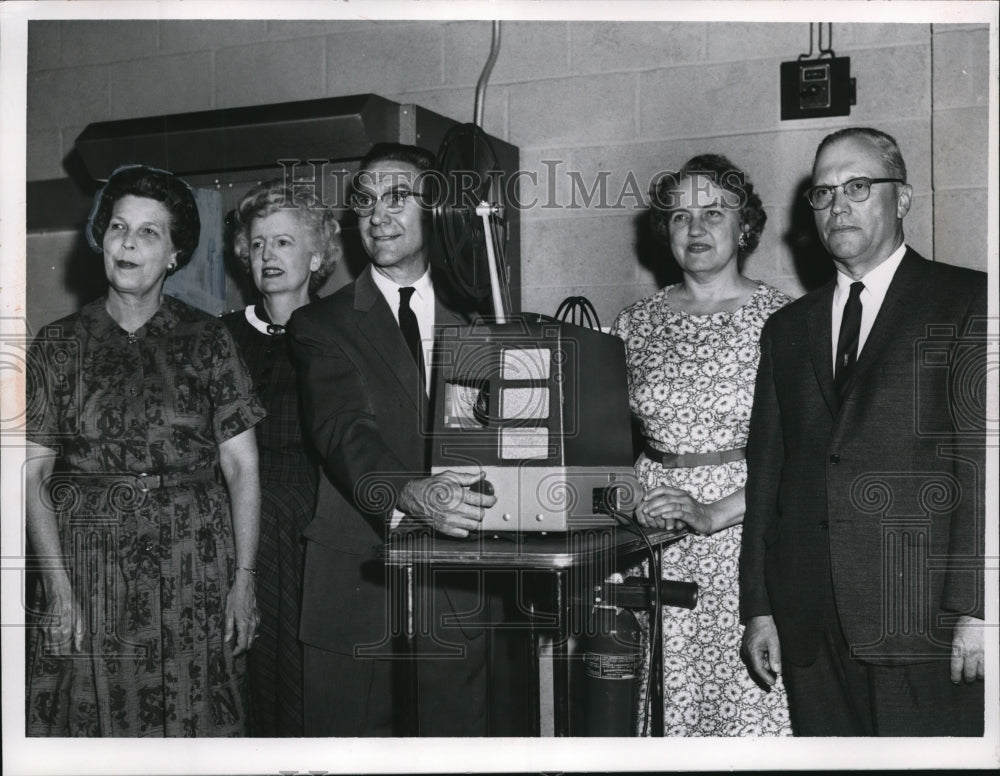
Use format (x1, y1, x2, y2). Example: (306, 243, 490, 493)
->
(940, 280, 988, 620)
(739, 315, 784, 622)
(287, 308, 412, 536)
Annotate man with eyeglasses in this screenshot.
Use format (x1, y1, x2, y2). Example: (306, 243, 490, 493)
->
(739, 127, 986, 736)
(288, 143, 497, 736)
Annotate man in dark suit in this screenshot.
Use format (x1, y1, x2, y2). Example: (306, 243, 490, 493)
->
(288, 143, 496, 736)
(739, 127, 986, 736)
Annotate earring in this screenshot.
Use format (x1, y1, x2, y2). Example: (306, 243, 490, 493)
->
(167, 262, 177, 272)
(738, 233, 747, 249)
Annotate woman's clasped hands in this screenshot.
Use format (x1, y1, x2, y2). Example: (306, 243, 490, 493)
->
(636, 485, 717, 535)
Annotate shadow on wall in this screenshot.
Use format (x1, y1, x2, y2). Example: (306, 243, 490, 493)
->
(62, 232, 108, 309)
(633, 208, 684, 291)
(54, 146, 109, 309)
(784, 176, 836, 293)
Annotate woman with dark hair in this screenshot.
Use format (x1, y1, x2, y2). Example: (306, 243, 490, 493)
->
(223, 179, 342, 736)
(611, 154, 792, 736)
(25, 164, 265, 737)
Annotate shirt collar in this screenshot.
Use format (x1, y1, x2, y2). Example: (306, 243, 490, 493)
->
(245, 304, 285, 335)
(81, 294, 180, 342)
(835, 242, 907, 299)
(369, 264, 433, 307)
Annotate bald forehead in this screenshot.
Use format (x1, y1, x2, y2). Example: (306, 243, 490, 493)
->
(813, 135, 889, 180)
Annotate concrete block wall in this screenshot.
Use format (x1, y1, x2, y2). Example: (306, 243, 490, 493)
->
(931, 24, 991, 272)
(25, 20, 991, 331)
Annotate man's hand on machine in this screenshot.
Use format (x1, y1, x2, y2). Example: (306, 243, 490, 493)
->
(399, 471, 497, 538)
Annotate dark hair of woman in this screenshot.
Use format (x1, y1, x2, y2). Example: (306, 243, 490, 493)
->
(86, 164, 201, 268)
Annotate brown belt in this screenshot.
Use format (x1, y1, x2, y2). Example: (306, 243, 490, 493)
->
(130, 469, 218, 492)
(643, 445, 747, 469)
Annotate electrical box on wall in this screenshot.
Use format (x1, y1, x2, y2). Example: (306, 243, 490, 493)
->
(780, 57, 856, 120)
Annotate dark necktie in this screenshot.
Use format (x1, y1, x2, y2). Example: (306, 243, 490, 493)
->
(834, 281, 864, 400)
(398, 287, 421, 366)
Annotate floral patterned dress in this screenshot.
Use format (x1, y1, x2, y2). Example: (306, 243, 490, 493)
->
(611, 281, 793, 737)
(25, 295, 266, 736)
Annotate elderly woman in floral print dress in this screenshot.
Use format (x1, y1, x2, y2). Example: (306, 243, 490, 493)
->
(611, 154, 792, 736)
(25, 165, 265, 736)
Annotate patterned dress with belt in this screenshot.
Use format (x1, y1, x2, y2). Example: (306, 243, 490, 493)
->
(611, 281, 793, 736)
(26, 295, 265, 737)
(223, 304, 317, 737)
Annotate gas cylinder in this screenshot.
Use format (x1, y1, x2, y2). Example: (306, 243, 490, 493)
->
(577, 601, 642, 736)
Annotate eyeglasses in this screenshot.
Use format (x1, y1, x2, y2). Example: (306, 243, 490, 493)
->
(804, 177, 904, 210)
(349, 188, 426, 217)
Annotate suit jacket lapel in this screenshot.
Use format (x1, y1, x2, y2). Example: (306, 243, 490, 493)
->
(806, 277, 839, 416)
(842, 249, 922, 401)
(354, 267, 422, 410)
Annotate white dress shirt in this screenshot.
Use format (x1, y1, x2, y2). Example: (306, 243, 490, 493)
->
(831, 243, 907, 371)
(369, 264, 435, 393)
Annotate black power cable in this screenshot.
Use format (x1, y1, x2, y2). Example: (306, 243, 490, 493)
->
(608, 507, 662, 737)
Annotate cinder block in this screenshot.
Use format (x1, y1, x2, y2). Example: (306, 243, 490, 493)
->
(26, 231, 93, 333)
(513, 148, 578, 217)
(904, 192, 934, 261)
(160, 20, 267, 54)
(27, 130, 64, 181)
(58, 20, 159, 67)
(28, 21, 61, 72)
(217, 36, 327, 108)
(509, 72, 635, 147)
(565, 138, 786, 215)
(933, 107, 989, 190)
(934, 189, 989, 272)
(385, 86, 507, 142)
(111, 52, 214, 119)
(28, 66, 109, 134)
(569, 21, 704, 74)
(640, 58, 777, 138)
(445, 21, 569, 85)
(932, 28, 990, 109)
(526, 151, 659, 219)
(701, 23, 803, 64)
(326, 24, 443, 96)
(844, 44, 930, 121)
(521, 211, 645, 287)
(836, 23, 928, 50)
(267, 20, 390, 39)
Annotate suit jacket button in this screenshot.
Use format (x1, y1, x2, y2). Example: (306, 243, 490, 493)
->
(829, 454, 840, 464)
(819, 520, 829, 530)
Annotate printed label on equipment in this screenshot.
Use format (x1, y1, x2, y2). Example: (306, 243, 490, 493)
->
(583, 652, 639, 680)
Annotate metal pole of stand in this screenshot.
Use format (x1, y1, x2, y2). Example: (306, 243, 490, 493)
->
(552, 568, 571, 736)
(650, 545, 664, 737)
(403, 563, 418, 736)
(527, 597, 540, 735)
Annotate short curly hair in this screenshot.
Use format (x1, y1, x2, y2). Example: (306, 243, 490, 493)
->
(231, 179, 342, 294)
(86, 164, 201, 269)
(649, 154, 766, 270)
